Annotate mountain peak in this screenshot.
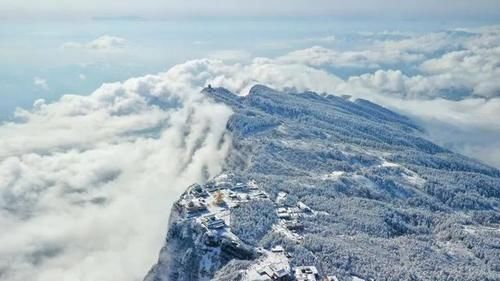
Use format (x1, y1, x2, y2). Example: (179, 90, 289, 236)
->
(146, 85, 500, 281)
(248, 84, 278, 96)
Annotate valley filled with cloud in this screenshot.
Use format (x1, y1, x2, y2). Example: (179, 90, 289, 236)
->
(0, 23, 499, 281)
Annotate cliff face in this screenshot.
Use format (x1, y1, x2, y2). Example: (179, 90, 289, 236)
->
(145, 85, 500, 281)
(144, 209, 199, 281)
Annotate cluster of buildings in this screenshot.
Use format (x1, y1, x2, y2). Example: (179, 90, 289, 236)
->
(174, 174, 271, 264)
(201, 214, 225, 229)
(256, 263, 290, 280)
(245, 245, 291, 281)
(294, 266, 320, 281)
(184, 198, 208, 215)
(251, 256, 339, 281)
(254, 264, 343, 281)
(174, 174, 344, 281)
(275, 199, 314, 233)
(246, 245, 343, 281)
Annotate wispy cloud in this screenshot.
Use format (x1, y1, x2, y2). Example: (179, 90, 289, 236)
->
(61, 35, 127, 51)
(33, 77, 48, 90)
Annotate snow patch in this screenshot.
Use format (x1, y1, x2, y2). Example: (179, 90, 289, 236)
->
(321, 171, 345, 180)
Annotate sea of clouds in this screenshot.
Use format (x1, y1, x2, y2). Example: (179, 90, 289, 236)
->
(0, 73, 233, 281)
(0, 25, 499, 281)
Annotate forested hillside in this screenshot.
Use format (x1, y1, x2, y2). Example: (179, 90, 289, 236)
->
(146, 85, 500, 281)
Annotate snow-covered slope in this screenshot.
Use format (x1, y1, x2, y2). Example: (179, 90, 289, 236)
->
(144, 85, 500, 281)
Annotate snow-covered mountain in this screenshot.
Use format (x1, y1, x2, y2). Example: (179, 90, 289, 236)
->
(144, 85, 500, 281)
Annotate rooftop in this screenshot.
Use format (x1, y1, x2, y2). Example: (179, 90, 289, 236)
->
(295, 266, 320, 281)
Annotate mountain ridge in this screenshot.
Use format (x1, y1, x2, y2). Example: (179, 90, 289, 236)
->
(145, 85, 500, 281)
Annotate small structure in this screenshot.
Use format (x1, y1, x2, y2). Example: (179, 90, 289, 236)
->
(254, 191, 268, 199)
(204, 181, 217, 191)
(277, 208, 292, 220)
(285, 221, 304, 231)
(228, 192, 239, 199)
(185, 198, 207, 215)
(190, 184, 209, 198)
(294, 266, 320, 281)
(201, 214, 225, 229)
(233, 182, 247, 190)
(217, 182, 233, 189)
(326, 276, 339, 281)
(271, 245, 285, 253)
(277, 207, 305, 221)
(297, 202, 312, 213)
(257, 264, 291, 281)
(246, 247, 291, 281)
(275, 192, 288, 206)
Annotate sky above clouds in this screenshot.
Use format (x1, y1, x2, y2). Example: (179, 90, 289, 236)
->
(0, 6, 500, 281)
(1, 0, 500, 19)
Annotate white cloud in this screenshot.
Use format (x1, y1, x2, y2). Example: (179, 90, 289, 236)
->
(275, 46, 420, 69)
(375, 32, 461, 55)
(269, 27, 500, 100)
(87, 35, 126, 50)
(419, 47, 500, 98)
(62, 35, 127, 51)
(373, 96, 500, 169)
(0, 69, 232, 281)
(79, 74, 86, 80)
(33, 77, 48, 90)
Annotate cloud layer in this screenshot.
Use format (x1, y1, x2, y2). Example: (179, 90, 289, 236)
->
(0, 71, 232, 281)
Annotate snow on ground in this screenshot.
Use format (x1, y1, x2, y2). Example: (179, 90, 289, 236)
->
(381, 160, 401, 168)
(403, 172, 426, 187)
(321, 171, 346, 180)
(379, 159, 427, 188)
(463, 224, 500, 234)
